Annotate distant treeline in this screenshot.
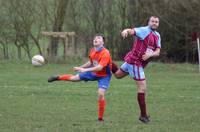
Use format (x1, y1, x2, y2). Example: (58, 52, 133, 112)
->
(0, 0, 200, 63)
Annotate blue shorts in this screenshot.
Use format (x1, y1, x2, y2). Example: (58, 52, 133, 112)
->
(120, 62, 145, 81)
(79, 72, 111, 89)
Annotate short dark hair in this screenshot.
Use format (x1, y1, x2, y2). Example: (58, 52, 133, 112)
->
(95, 34, 105, 42)
(147, 16, 160, 23)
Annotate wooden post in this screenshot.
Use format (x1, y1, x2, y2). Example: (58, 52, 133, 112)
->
(41, 32, 75, 61)
(197, 37, 200, 73)
(71, 35, 75, 52)
(64, 36, 68, 60)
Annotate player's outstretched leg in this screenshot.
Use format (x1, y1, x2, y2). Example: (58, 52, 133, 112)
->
(48, 75, 59, 82)
(48, 74, 73, 82)
(112, 62, 128, 79)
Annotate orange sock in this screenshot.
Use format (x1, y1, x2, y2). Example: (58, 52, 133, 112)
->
(98, 99, 106, 120)
(58, 74, 72, 81)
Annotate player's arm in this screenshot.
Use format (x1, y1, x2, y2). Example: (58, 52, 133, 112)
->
(121, 28, 135, 39)
(74, 64, 103, 73)
(142, 48, 160, 61)
(78, 61, 91, 68)
(74, 52, 110, 73)
(83, 64, 103, 72)
(73, 61, 92, 71)
(151, 48, 160, 57)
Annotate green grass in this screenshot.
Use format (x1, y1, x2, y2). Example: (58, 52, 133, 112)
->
(0, 61, 200, 132)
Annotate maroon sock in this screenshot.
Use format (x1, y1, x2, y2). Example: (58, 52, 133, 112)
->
(111, 62, 118, 73)
(137, 93, 147, 117)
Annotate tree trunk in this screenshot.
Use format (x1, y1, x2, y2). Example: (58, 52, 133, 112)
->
(25, 44, 32, 61)
(29, 32, 42, 55)
(50, 0, 69, 58)
(17, 46, 21, 60)
(2, 43, 9, 59)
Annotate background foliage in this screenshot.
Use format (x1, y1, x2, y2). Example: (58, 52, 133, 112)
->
(0, 0, 200, 63)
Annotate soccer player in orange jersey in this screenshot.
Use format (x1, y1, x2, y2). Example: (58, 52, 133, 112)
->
(48, 34, 112, 121)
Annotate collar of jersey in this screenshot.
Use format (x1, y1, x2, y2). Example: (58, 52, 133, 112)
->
(148, 25, 157, 34)
(95, 46, 104, 52)
(147, 26, 152, 31)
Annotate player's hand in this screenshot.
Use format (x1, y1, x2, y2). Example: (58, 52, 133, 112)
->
(142, 52, 153, 61)
(73, 67, 80, 71)
(121, 30, 128, 39)
(73, 67, 86, 73)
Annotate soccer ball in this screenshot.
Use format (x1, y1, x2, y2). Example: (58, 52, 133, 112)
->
(32, 55, 45, 66)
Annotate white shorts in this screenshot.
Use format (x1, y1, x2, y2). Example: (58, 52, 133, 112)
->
(120, 62, 145, 81)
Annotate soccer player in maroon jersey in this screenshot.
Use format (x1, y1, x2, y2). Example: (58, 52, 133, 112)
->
(112, 16, 161, 123)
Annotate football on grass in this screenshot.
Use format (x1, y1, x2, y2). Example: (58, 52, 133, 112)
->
(32, 55, 45, 66)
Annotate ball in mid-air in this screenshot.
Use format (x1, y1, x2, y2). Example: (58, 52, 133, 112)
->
(32, 55, 45, 66)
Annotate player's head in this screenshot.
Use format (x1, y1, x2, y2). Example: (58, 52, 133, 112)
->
(147, 16, 160, 30)
(93, 34, 105, 47)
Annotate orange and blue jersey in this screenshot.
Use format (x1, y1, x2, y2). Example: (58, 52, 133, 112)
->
(79, 46, 112, 89)
(89, 47, 112, 77)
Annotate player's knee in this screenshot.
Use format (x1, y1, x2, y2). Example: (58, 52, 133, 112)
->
(98, 94, 104, 100)
(113, 73, 123, 79)
(98, 90, 105, 100)
(141, 81, 146, 86)
(138, 86, 146, 93)
(136, 81, 147, 92)
(138, 87, 146, 93)
(70, 75, 81, 82)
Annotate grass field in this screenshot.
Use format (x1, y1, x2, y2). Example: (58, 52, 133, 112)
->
(0, 61, 200, 132)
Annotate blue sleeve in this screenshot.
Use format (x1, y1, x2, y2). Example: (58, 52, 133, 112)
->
(134, 26, 151, 40)
(155, 32, 161, 48)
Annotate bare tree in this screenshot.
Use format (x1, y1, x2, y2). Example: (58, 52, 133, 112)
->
(50, 0, 69, 58)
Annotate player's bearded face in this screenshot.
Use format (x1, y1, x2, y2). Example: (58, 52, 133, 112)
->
(148, 17, 159, 30)
(93, 36, 104, 47)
